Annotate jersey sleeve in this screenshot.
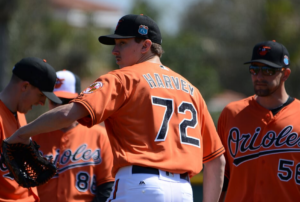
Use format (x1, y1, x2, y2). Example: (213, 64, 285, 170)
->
(200, 96, 225, 163)
(93, 125, 114, 185)
(217, 107, 230, 179)
(71, 73, 127, 127)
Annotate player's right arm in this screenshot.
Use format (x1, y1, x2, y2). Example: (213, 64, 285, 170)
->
(217, 108, 230, 202)
(219, 190, 227, 202)
(6, 102, 89, 144)
(203, 154, 226, 202)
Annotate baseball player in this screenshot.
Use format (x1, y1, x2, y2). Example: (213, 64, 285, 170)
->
(6, 14, 225, 202)
(0, 57, 61, 202)
(32, 70, 114, 202)
(218, 40, 300, 202)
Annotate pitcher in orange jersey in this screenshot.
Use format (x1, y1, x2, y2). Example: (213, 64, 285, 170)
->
(0, 57, 61, 202)
(218, 40, 300, 202)
(32, 70, 114, 202)
(6, 14, 225, 202)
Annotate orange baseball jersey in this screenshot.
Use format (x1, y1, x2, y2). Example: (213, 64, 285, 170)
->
(72, 61, 224, 177)
(0, 100, 39, 202)
(32, 124, 114, 202)
(218, 96, 300, 202)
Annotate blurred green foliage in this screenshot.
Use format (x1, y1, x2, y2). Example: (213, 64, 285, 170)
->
(129, 0, 300, 129)
(1, 0, 300, 123)
(8, 0, 113, 78)
(1, 0, 115, 121)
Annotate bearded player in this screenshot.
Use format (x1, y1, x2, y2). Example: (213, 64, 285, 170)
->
(32, 70, 114, 202)
(6, 14, 225, 202)
(218, 40, 300, 202)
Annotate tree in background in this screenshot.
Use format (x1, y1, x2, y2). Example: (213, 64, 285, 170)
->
(130, 0, 221, 100)
(5, 0, 114, 121)
(181, 0, 300, 98)
(9, 0, 111, 78)
(0, 0, 18, 91)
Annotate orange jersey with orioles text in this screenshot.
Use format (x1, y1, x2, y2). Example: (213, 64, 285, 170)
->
(0, 100, 39, 202)
(32, 124, 114, 202)
(72, 61, 224, 177)
(218, 96, 300, 202)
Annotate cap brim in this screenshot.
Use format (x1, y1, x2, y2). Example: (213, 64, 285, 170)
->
(244, 59, 282, 68)
(54, 91, 78, 99)
(98, 34, 136, 45)
(43, 91, 62, 104)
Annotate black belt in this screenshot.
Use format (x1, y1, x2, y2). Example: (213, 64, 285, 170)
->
(132, 165, 190, 182)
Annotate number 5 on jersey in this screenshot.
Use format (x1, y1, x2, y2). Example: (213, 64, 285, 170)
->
(152, 96, 200, 147)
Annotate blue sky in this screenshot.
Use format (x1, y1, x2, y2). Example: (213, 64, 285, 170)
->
(94, 0, 199, 34)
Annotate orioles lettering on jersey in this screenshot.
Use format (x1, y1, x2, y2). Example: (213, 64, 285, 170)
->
(39, 143, 102, 177)
(228, 125, 300, 166)
(0, 160, 14, 180)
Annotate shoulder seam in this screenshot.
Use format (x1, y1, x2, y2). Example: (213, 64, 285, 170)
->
(108, 72, 129, 99)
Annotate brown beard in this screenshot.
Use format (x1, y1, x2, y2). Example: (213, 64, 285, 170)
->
(253, 81, 280, 97)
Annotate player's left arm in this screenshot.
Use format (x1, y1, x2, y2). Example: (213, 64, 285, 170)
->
(5, 103, 89, 144)
(203, 154, 226, 202)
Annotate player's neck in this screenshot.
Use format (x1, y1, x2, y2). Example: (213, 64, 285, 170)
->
(137, 53, 162, 65)
(255, 88, 289, 110)
(0, 83, 19, 113)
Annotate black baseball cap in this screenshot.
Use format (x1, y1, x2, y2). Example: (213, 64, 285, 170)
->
(12, 57, 62, 104)
(244, 40, 290, 68)
(99, 14, 162, 45)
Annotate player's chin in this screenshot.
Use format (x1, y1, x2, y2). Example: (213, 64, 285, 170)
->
(22, 106, 32, 113)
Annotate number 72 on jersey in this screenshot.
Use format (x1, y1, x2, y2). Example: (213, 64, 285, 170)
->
(152, 96, 200, 148)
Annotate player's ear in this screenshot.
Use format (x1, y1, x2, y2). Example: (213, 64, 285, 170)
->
(281, 68, 291, 82)
(20, 81, 30, 92)
(141, 39, 152, 53)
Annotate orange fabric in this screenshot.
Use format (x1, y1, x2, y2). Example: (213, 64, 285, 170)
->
(72, 61, 224, 177)
(218, 96, 300, 202)
(0, 100, 39, 202)
(32, 124, 114, 202)
(54, 91, 78, 99)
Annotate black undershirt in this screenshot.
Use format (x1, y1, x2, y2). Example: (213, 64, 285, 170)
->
(270, 96, 294, 115)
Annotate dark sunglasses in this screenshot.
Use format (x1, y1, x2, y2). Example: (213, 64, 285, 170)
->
(249, 65, 285, 76)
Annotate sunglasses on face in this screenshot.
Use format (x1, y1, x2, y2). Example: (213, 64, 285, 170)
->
(249, 65, 285, 76)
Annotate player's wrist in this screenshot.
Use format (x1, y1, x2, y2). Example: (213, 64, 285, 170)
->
(5, 131, 30, 145)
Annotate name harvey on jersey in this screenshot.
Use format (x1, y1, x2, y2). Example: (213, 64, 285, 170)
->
(143, 69, 195, 96)
(0, 144, 102, 179)
(228, 125, 300, 166)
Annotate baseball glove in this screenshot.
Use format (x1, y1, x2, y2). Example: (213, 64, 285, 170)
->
(1, 140, 57, 188)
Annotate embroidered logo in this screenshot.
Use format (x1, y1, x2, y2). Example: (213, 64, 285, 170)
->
(115, 19, 124, 31)
(258, 46, 271, 56)
(139, 181, 146, 185)
(138, 25, 148, 35)
(284, 55, 289, 65)
(83, 81, 103, 94)
(55, 78, 65, 89)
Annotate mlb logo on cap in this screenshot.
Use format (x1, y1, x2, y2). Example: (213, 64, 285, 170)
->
(54, 70, 81, 99)
(138, 25, 148, 35)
